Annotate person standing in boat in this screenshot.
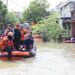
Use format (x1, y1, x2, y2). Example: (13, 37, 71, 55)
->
(14, 24, 21, 50)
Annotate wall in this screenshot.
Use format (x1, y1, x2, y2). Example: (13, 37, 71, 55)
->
(61, 3, 72, 18)
(71, 22, 75, 36)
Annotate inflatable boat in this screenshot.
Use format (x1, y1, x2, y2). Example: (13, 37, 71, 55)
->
(0, 48, 36, 58)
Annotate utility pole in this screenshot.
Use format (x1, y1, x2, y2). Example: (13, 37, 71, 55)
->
(6, 0, 8, 25)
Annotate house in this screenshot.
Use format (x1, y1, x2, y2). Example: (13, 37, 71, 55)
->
(57, 0, 75, 36)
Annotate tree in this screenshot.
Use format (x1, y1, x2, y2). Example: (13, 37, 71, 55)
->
(8, 12, 20, 25)
(0, 0, 7, 26)
(23, 0, 50, 23)
(32, 12, 65, 42)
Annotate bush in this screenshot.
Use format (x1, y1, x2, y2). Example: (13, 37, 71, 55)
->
(32, 12, 65, 42)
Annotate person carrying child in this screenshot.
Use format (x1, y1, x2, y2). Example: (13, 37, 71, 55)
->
(6, 32, 14, 60)
(0, 32, 14, 60)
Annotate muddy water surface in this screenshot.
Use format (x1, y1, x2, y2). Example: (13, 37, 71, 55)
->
(0, 42, 75, 75)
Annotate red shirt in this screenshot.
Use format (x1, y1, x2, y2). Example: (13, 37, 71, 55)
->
(7, 40, 14, 47)
(21, 30, 25, 41)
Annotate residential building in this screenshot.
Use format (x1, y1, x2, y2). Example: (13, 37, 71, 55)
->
(57, 0, 75, 36)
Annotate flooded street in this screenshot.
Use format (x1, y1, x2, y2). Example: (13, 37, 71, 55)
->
(0, 42, 75, 75)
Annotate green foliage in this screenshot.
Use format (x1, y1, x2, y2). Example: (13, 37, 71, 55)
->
(0, 0, 7, 26)
(8, 12, 20, 24)
(23, 0, 50, 23)
(32, 12, 65, 42)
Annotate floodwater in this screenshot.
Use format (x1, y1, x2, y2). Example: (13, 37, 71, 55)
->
(0, 42, 75, 75)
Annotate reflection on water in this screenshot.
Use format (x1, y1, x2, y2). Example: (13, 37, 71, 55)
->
(0, 42, 75, 75)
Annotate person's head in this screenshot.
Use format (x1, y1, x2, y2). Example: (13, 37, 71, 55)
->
(7, 32, 13, 40)
(15, 24, 20, 30)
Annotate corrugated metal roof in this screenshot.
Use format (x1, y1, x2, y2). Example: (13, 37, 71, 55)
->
(57, 1, 75, 9)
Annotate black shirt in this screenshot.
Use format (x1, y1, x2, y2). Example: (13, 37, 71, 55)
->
(24, 38, 34, 50)
(14, 29, 21, 41)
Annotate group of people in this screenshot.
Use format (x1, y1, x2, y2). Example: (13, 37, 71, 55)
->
(0, 24, 34, 59)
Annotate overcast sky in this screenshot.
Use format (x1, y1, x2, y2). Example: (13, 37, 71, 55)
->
(3, 0, 66, 12)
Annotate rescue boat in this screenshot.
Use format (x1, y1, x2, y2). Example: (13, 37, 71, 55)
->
(0, 48, 36, 58)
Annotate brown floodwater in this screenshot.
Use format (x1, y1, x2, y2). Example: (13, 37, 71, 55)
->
(0, 42, 75, 75)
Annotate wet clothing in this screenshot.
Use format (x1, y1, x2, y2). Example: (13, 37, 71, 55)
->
(14, 29, 21, 40)
(7, 40, 14, 47)
(3, 36, 14, 60)
(0, 37, 8, 50)
(24, 38, 34, 51)
(14, 29, 21, 50)
(14, 41, 20, 50)
(6, 47, 13, 60)
(7, 36, 14, 60)
(3, 38, 14, 51)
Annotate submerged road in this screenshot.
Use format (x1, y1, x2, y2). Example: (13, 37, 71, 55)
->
(0, 43, 75, 75)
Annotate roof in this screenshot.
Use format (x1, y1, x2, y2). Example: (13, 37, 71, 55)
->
(57, 1, 75, 9)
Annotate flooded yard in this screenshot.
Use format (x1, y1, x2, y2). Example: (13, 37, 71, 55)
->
(0, 42, 75, 75)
